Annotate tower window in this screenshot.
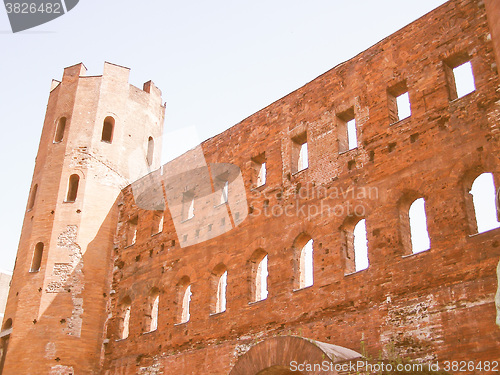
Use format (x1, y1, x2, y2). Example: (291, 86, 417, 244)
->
(65, 174, 80, 202)
(337, 107, 357, 153)
(291, 133, 308, 174)
(27, 184, 38, 211)
(444, 54, 476, 100)
(146, 136, 154, 166)
(101, 116, 115, 143)
(54, 117, 66, 143)
(30, 242, 44, 272)
(220, 180, 229, 205)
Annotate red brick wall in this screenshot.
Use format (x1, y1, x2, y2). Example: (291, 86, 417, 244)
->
(102, 1, 500, 374)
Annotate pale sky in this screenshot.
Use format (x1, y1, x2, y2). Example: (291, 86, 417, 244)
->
(0, 0, 449, 272)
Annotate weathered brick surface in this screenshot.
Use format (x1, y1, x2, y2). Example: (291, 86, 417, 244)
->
(102, 0, 500, 374)
(3, 0, 500, 374)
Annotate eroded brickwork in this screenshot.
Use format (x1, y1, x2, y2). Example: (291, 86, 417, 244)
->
(102, 0, 500, 374)
(2, 0, 500, 374)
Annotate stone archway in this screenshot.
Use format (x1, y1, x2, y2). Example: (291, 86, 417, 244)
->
(229, 336, 362, 375)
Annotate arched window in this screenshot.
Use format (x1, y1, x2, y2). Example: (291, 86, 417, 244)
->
(101, 116, 115, 143)
(30, 242, 44, 272)
(249, 250, 268, 303)
(119, 298, 131, 340)
(66, 174, 80, 202)
(27, 184, 38, 211)
(470, 173, 500, 233)
(180, 285, 192, 323)
(211, 265, 227, 314)
(293, 234, 314, 290)
(408, 198, 431, 253)
(145, 289, 159, 332)
(341, 217, 369, 274)
(353, 219, 369, 272)
(54, 117, 66, 143)
(146, 136, 154, 166)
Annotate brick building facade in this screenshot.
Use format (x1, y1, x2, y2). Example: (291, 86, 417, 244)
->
(2, 0, 500, 374)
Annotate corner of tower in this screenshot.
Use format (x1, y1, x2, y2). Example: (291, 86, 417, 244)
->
(61, 62, 87, 83)
(103, 61, 131, 83)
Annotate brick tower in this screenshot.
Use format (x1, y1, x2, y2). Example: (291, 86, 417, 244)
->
(0, 62, 165, 374)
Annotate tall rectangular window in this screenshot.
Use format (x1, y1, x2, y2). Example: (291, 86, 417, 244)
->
(252, 152, 267, 188)
(444, 54, 476, 100)
(291, 133, 308, 174)
(388, 81, 411, 124)
(337, 107, 357, 153)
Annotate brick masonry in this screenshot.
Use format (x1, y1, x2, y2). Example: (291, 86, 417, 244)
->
(2, 0, 500, 374)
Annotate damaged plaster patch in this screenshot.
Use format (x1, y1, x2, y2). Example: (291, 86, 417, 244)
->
(233, 343, 252, 358)
(45, 342, 56, 359)
(50, 365, 74, 375)
(138, 356, 163, 374)
(380, 295, 441, 362)
(46, 225, 85, 337)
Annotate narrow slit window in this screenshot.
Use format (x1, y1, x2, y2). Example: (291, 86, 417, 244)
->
(470, 173, 500, 233)
(215, 271, 227, 314)
(127, 217, 138, 246)
(255, 255, 268, 301)
(180, 285, 192, 323)
(120, 303, 131, 339)
(220, 181, 229, 205)
(257, 162, 266, 187)
(30, 242, 44, 272)
(146, 136, 154, 166)
(146, 291, 159, 332)
(396, 92, 411, 120)
(101, 116, 115, 143)
(27, 184, 38, 211)
(409, 198, 431, 253)
(54, 117, 66, 143)
(66, 174, 80, 202)
(337, 108, 356, 153)
(291, 133, 308, 174)
(353, 219, 368, 272)
(347, 119, 357, 150)
(299, 239, 314, 289)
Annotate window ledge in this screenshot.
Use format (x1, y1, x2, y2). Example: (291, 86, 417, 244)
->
(142, 329, 157, 335)
(293, 285, 313, 293)
(468, 225, 500, 238)
(292, 167, 308, 176)
(338, 147, 359, 156)
(180, 216, 194, 224)
(209, 310, 226, 317)
(344, 268, 368, 277)
(248, 298, 268, 306)
(174, 321, 189, 327)
(449, 90, 476, 104)
(402, 249, 430, 258)
(389, 116, 411, 127)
